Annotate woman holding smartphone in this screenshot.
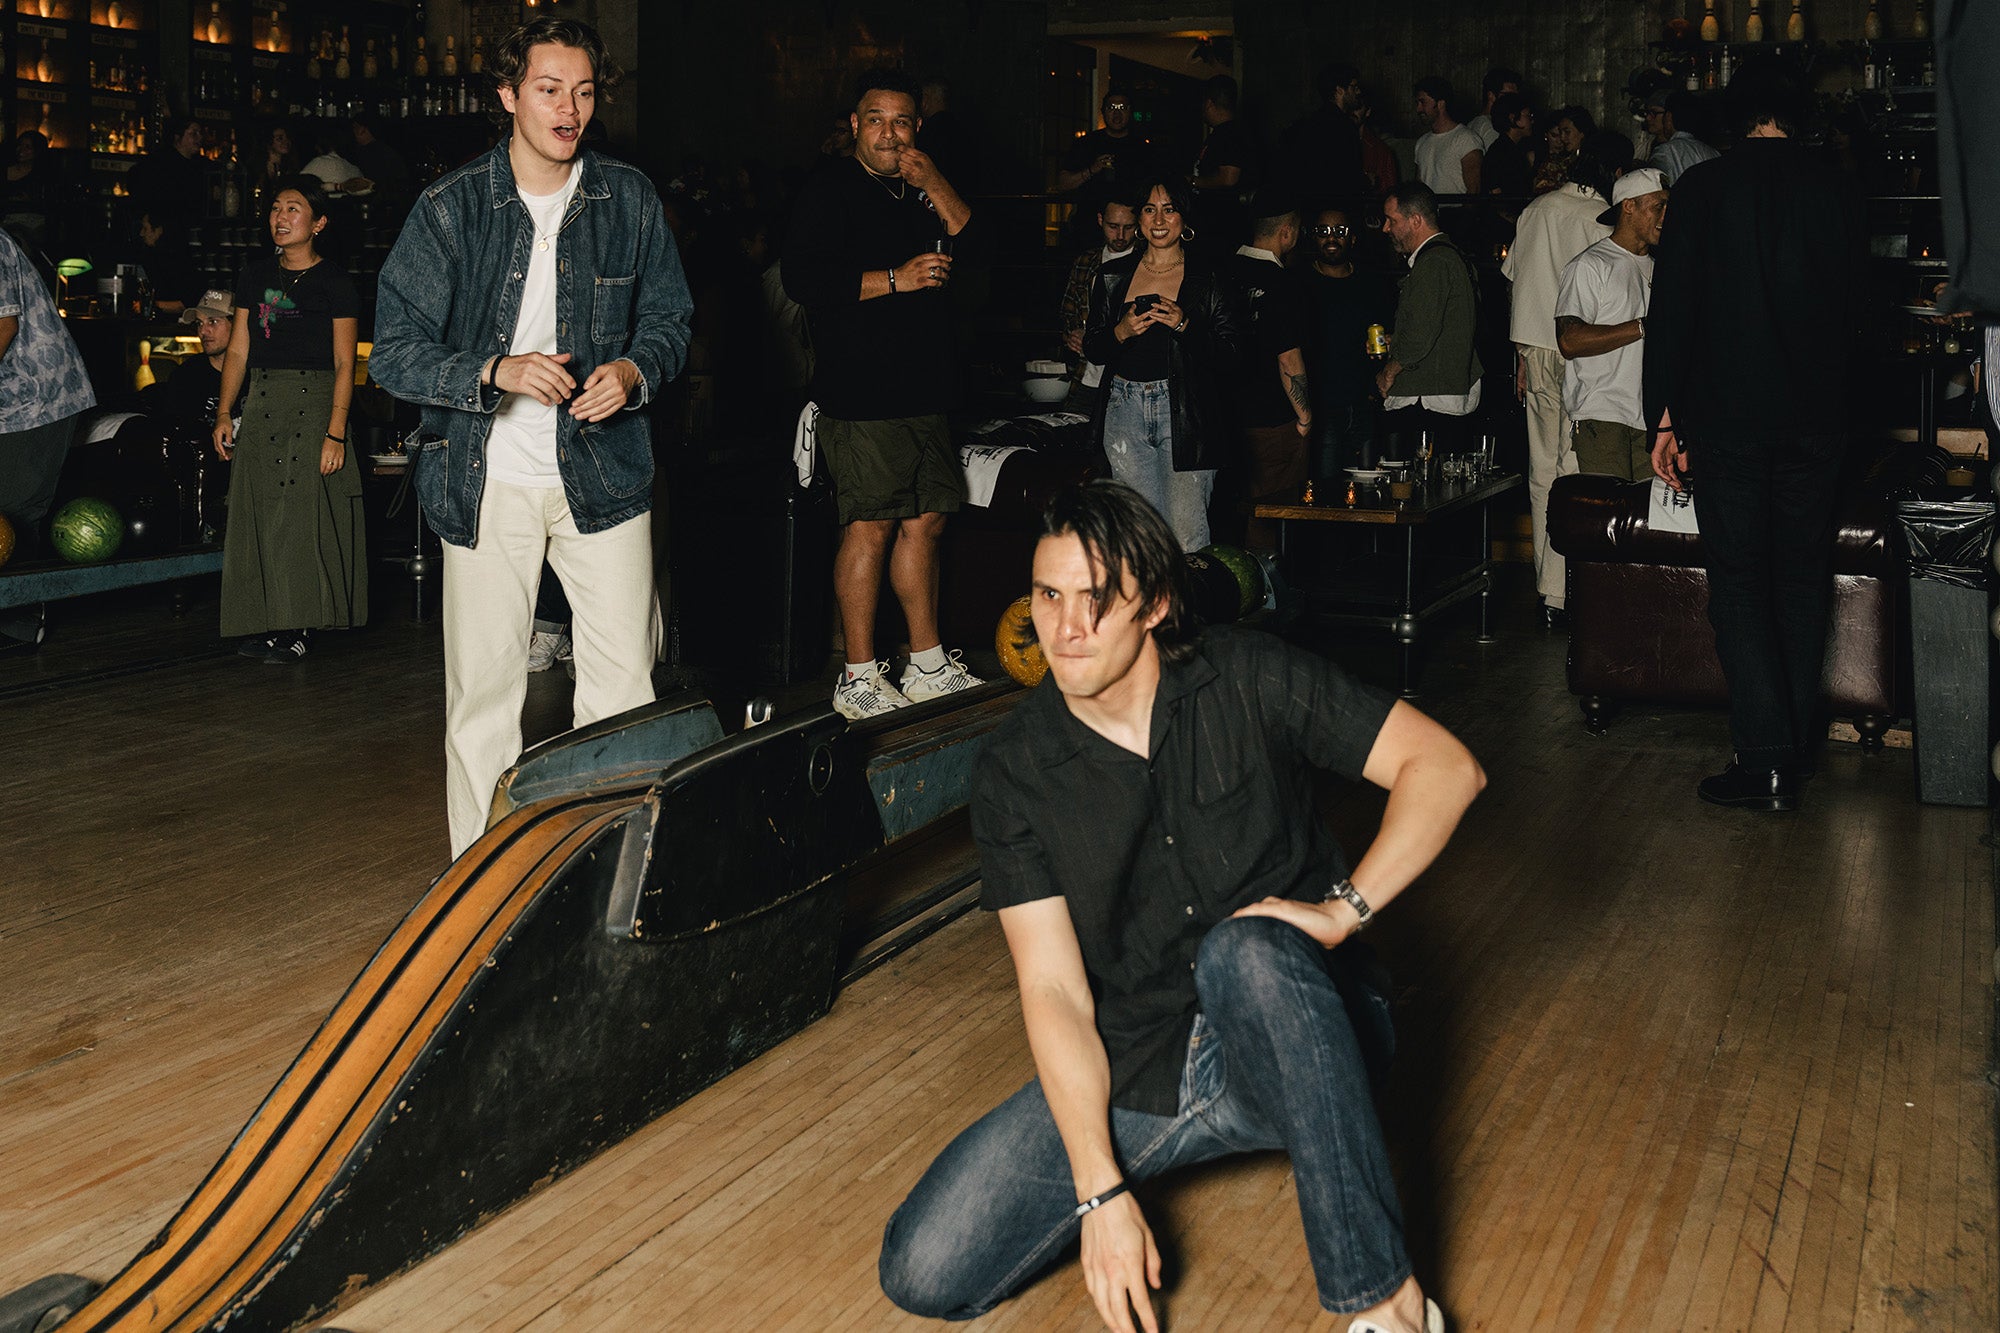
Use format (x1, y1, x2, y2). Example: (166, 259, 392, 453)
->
(212, 175, 367, 662)
(1081, 175, 1241, 551)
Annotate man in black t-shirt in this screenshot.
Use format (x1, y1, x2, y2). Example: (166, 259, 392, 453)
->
(880, 480, 1480, 1333)
(782, 71, 985, 719)
(1057, 90, 1157, 246)
(1303, 205, 1397, 480)
(1224, 193, 1312, 548)
(1191, 75, 1254, 249)
(147, 289, 241, 428)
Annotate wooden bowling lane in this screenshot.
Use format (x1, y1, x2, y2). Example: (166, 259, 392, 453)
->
(2, 589, 1994, 1330)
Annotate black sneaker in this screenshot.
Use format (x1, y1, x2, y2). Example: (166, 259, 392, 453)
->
(262, 630, 311, 664)
(239, 633, 280, 658)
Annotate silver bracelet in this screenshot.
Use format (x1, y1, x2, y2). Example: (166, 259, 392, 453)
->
(1321, 878, 1373, 930)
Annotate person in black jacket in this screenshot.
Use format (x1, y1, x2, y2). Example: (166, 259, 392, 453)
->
(1645, 66, 1866, 812)
(1082, 175, 1242, 551)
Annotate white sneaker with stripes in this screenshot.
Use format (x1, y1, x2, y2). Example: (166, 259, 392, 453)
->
(900, 650, 984, 703)
(833, 662, 912, 719)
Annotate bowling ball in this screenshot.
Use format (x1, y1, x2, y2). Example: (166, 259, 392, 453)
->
(994, 594, 1047, 688)
(124, 499, 163, 556)
(0, 513, 13, 569)
(1199, 544, 1265, 619)
(1182, 549, 1242, 625)
(50, 497, 124, 564)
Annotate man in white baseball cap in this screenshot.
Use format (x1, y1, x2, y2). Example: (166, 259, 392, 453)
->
(1553, 167, 1668, 479)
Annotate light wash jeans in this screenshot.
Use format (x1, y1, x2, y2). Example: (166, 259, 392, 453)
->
(879, 917, 1410, 1319)
(1103, 376, 1215, 552)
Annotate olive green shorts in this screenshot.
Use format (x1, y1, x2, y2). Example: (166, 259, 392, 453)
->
(819, 413, 966, 524)
(1572, 419, 1652, 482)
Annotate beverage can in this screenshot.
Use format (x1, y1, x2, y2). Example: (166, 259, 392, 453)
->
(1364, 324, 1390, 358)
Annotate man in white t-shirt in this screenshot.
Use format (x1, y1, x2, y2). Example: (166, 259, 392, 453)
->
(1555, 168, 1668, 480)
(371, 17, 693, 858)
(1412, 77, 1482, 196)
(1464, 66, 1522, 151)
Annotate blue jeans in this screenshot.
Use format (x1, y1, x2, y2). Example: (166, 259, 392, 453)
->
(1103, 377, 1215, 552)
(879, 918, 1410, 1319)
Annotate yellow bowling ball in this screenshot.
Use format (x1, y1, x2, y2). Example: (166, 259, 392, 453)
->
(994, 594, 1047, 688)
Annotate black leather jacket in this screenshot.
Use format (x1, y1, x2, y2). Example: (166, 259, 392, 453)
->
(1081, 250, 1243, 472)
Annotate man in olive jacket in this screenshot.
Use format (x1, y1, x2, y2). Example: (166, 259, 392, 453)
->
(1375, 182, 1483, 450)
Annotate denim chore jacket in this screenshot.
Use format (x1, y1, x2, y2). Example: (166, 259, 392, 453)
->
(369, 144, 693, 546)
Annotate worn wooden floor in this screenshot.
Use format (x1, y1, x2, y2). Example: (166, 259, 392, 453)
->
(0, 575, 1992, 1331)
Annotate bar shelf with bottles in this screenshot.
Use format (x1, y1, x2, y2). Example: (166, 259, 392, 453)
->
(10, 0, 159, 188)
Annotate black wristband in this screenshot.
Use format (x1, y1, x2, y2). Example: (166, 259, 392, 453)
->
(887, 266, 897, 293)
(324, 431, 346, 444)
(1074, 1181, 1131, 1218)
(484, 358, 498, 388)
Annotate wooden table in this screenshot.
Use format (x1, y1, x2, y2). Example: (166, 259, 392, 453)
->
(1256, 471, 1523, 696)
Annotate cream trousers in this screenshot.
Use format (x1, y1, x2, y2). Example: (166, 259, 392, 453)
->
(1518, 344, 1577, 608)
(442, 478, 659, 857)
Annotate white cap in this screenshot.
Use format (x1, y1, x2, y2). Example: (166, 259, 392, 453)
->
(1598, 167, 1667, 224)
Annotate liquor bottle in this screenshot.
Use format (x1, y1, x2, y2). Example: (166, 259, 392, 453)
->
(1719, 47, 1733, 83)
(1745, 0, 1764, 41)
(1863, 52, 1876, 90)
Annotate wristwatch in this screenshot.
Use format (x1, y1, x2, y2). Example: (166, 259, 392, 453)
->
(1320, 878, 1374, 930)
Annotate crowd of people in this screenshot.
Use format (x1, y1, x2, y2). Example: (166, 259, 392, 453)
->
(0, 13, 1894, 1331)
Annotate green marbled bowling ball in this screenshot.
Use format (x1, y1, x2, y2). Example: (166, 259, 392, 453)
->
(51, 497, 125, 564)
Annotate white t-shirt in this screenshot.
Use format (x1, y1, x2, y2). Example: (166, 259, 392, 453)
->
(1415, 124, 1482, 194)
(1554, 237, 1654, 428)
(1466, 113, 1500, 151)
(487, 166, 582, 486)
(1080, 242, 1126, 390)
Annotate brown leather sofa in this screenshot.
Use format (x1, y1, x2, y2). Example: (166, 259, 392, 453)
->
(1546, 470, 1907, 745)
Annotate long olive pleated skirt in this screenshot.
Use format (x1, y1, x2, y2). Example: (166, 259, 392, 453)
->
(219, 369, 368, 636)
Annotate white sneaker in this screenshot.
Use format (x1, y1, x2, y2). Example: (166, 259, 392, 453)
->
(900, 650, 984, 703)
(527, 629, 571, 673)
(1350, 1297, 1445, 1333)
(833, 662, 912, 719)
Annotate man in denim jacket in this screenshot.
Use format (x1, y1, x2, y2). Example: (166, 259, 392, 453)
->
(371, 16, 691, 857)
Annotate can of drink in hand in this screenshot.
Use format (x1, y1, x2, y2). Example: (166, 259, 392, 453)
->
(1364, 324, 1390, 360)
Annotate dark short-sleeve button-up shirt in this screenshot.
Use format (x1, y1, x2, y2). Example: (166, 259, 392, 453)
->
(972, 626, 1395, 1115)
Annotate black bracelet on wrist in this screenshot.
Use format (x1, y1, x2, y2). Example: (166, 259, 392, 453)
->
(324, 431, 346, 444)
(1074, 1181, 1131, 1218)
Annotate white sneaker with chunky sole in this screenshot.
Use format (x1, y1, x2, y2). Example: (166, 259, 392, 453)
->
(900, 650, 984, 703)
(833, 662, 912, 719)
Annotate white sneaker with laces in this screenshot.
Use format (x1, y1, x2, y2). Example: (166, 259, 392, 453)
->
(900, 650, 984, 703)
(833, 662, 912, 719)
(527, 629, 571, 673)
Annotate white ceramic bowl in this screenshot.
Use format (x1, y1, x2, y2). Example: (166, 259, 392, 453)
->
(1023, 377, 1070, 403)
